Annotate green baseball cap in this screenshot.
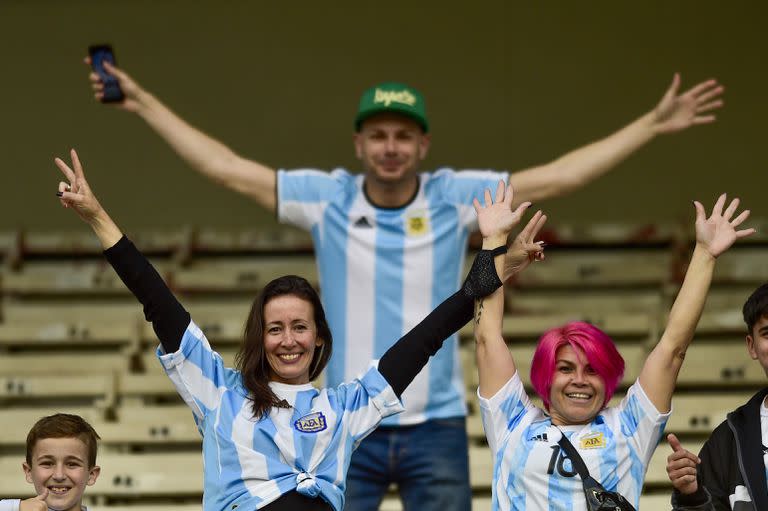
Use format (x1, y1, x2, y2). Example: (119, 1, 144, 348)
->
(355, 82, 429, 132)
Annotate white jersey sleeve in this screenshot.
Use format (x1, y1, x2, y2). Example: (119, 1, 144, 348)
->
(334, 364, 405, 444)
(156, 320, 240, 424)
(276, 168, 350, 230)
(614, 380, 672, 467)
(477, 372, 534, 455)
(0, 499, 19, 511)
(429, 168, 509, 229)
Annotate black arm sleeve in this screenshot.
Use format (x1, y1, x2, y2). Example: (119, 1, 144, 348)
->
(378, 247, 505, 397)
(103, 236, 191, 353)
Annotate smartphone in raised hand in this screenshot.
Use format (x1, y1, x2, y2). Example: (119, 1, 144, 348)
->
(88, 44, 124, 103)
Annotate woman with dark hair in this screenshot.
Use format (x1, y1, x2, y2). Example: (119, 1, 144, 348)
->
(473, 189, 755, 510)
(53, 150, 538, 511)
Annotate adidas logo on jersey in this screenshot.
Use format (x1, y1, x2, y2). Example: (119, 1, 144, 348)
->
(354, 217, 374, 228)
(528, 432, 549, 442)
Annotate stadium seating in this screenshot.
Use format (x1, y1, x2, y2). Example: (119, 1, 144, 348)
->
(1, 224, 766, 510)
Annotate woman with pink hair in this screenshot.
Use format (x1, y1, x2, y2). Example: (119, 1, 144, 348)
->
(472, 188, 754, 511)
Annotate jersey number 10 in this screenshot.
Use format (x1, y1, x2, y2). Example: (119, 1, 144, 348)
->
(547, 445, 577, 478)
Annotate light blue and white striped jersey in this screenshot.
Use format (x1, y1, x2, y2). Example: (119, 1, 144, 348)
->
(278, 167, 507, 425)
(157, 320, 404, 511)
(478, 373, 669, 511)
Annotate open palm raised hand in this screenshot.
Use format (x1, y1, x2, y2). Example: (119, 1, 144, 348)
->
(473, 181, 531, 240)
(694, 193, 755, 258)
(653, 74, 724, 134)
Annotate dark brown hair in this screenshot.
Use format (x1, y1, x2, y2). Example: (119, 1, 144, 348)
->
(743, 283, 768, 333)
(26, 413, 100, 468)
(236, 275, 333, 418)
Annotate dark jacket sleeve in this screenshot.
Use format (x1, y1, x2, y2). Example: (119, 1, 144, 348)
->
(697, 422, 740, 511)
(104, 236, 191, 353)
(671, 487, 715, 510)
(378, 248, 504, 397)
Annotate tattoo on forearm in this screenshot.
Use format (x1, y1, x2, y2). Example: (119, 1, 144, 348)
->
(475, 299, 484, 324)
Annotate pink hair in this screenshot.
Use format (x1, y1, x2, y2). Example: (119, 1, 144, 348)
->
(530, 321, 624, 410)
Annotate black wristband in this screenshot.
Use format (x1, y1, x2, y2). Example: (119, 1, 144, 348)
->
(489, 245, 508, 257)
(461, 245, 506, 299)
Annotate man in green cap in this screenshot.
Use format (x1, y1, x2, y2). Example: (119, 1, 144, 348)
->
(86, 60, 723, 510)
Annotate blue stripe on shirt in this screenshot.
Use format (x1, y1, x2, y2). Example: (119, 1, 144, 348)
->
(317, 193, 354, 393)
(373, 208, 405, 387)
(426, 199, 466, 419)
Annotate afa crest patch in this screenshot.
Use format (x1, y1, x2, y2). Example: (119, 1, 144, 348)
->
(294, 412, 327, 433)
(405, 210, 430, 237)
(580, 432, 606, 449)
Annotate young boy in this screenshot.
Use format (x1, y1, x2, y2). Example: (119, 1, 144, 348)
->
(1, 414, 101, 511)
(666, 283, 768, 510)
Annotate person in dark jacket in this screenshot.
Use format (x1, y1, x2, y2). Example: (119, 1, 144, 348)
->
(666, 284, 768, 510)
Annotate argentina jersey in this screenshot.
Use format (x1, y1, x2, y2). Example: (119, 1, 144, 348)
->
(157, 321, 404, 511)
(478, 373, 670, 511)
(277, 167, 507, 425)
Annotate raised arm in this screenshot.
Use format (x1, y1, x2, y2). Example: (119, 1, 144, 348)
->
(54, 149, 190, 352)
(639, 195, 755, 412)
(473, 183, 547, 398)
(378, 181, 539, 397)
(86, 60, 277, 212)
(509, 75, 724, 204)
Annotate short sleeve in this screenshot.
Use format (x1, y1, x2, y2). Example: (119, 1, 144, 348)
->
(429, 168, 509, 228)
(616, 380, 672, 465)
(477, 372, 533, 454)
(335, 364, 405, 443)
(156, 320, 241, 423)
(277, 168, 350, 230)
(0, 499, 20, 511)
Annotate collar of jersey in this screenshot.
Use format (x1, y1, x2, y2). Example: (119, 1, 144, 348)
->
(269, 381, 316, 393)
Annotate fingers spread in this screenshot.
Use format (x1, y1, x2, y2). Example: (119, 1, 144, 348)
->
(696, 86, 724, 104)
(494, 180, 505, 203)
(71, 148, 85, 182)
(712, 193, 727, 217)
(512, 201, 532, 220)
(504, 183, 514, 207)
(686, 79, 719, 98)
(665, 73, 681, 98)
(692, 115, 717, 125)
(484, 188, 493, 207)
(54, 157, 76, 182)
(731, 209, 751, 227)
(692, 200, 706, 223)
(519, 210, 541, 239)
(736, 228, 757, 238)
(697, 100, 724, 113)
(530, 213, 547, 241)
(723, 198, 740, 221)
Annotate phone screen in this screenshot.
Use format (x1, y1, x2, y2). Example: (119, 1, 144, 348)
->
(88, 45, 124, 103)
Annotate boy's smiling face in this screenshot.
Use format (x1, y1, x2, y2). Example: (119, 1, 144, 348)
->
(23, 437, 100, 511)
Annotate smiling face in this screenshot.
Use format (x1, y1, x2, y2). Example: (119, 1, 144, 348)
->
(354, 113, 430, 186)
(23, 437, 99, 511)
(548, 344, 607, 426)
(263, 294, 324, 385)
